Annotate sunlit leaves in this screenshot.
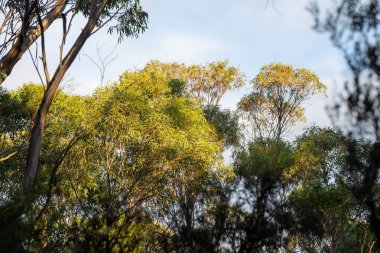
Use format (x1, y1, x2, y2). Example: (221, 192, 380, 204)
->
(74, 0, 148, 40)
(144, 60, 245, 106)
(286, 127, 347, 183)
(39, 65, 232, 251)
(238, 63, 326, 139)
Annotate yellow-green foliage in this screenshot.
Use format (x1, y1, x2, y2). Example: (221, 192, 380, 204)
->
(254, 63, 326, 93)
(47, 66, 232, 251)
(239, 63, 326, 139)
(143, 60, 245, 106)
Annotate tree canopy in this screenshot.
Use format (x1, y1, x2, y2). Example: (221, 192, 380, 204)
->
(1, 59, 374, 252)
(1, 1, 380, 250)
(238, 63, 326, 140)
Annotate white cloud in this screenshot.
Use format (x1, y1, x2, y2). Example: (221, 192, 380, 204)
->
(156, 33, 234, 63)
(1, 0, 349, 133)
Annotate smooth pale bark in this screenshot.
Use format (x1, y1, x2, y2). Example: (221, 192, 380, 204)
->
(24, 4, 102, 187)
(0, 0, 67, 82)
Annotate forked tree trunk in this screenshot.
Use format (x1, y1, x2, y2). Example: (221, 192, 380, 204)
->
(0, 0, 67, 82)
(24, 14, 100, 187)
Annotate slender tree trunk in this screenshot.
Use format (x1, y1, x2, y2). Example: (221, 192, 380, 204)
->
(24, 14, 99, 187)
(0, 0, 67, 82)
(24, 71, 64, 186)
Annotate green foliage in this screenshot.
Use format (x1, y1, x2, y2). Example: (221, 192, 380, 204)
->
(238, 63, 326, 139)
(0, 69, 7, 83)
(291, 183, 352, 234)
(229, 139, 296, 251)
(286, 127, 375, 253)
(144, 60, 245, 106)
(0, 60, 375, 252)
(286, 127, 347, 182)
(238, 139, 294, 177)
(203, 105, 241, 148)
(4, 0, 148, 41)
(0, 65, 230, 252)
(0, 83, 90, 251)
(76, 0, 148, 40)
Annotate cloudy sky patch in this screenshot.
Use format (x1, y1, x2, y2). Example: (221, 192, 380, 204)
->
(2, 0, 349, 132)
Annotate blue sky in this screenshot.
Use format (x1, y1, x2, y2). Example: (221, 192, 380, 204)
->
(3, 0, 350, 136)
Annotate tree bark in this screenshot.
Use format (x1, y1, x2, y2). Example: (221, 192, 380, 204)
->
(24, 8, 100, 187)
(0, 0, 67, 82)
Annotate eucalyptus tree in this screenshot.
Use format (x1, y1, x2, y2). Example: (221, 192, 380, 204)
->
(238, 63, 326, 140)
(224, 63, 326, 252)
(231, 138, 296, 252)
(310, 0, 380, 244)
(287, 127, 375, 253)
(0, 83, 88, 251)
(0, 0, 66, 81)
(144, 60, 245, 107)
(14, 66, 227, 251)
(143, 60, 243, 148)
(22, 0, 148, 188)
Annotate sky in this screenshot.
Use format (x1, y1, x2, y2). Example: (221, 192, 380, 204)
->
(2, 0, 351, 137)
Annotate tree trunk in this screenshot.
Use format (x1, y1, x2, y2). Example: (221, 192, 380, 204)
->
(23, 14, 99, 187)
(24, 71, 64, 186)
(0, 0, 67, 83)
